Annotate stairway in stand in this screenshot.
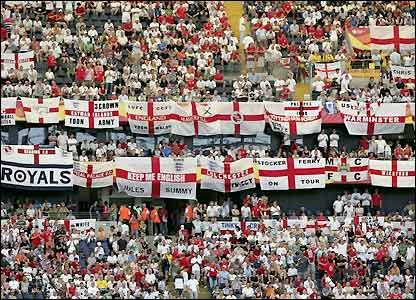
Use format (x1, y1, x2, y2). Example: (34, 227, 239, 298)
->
(224, 1, 247, 74)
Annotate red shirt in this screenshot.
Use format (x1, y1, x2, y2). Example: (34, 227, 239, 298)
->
(186, 79, 196, 90)
(47, 55, 56, 68)
(277, 34, 288, 47)
(372, 193, 382, 208)
(237, 148, 247, 158)
(314, 28, 324, 39)
(176, 6, 187, 19)
(360, 138, 369, 150)
(390, 293, 402, 299)
(31, 232, 41, 248)
(213, 72, 224, 81)
(75, 66, 85, 81)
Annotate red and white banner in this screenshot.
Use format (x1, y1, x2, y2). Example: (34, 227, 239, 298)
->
(200, 158, 255, 193)
(338, 101, 407, 135)
(370, 26, 415, 53)
(126, 101, 172, 135)
(20, 97, 60, 124)
(265, 101, 322, 136)
(216, 102, 265, 136)
(391, 65, 415, 84)
(325, 157, 369, 184)
(115, 157, 197, 199)
(0, 51, 34, 72)
(64, 99, 119, 128)
(314, 61, 342, 79)
(0, 145, 73, 190)
(1, 97, 16, 126)
(73, 161, 114, 188)
(171, 102, 220, 136)
(369, 160, 415, 188)
(257, 158, 326, 190)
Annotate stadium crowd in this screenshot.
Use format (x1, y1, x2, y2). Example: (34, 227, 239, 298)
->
(1, 190, 415, 299)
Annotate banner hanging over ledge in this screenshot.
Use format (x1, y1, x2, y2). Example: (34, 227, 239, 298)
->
(369, 160, 415, 188)
(1, 97, 16, 126)
(115, 157, 197, 199)
(0, 145, 73, 190)
(73, 161, 114, 188)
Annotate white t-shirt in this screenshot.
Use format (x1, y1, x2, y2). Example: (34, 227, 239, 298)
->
(187, 278, 199, 292)
(329, 133, 339, 148)
(333, 200, 344, 214)
(317, 133, 329, 148)
(313, 80, 325, 92)
(241, 206, 251, 218)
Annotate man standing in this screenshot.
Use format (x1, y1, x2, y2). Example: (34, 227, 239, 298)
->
(372, 189, 382, 214)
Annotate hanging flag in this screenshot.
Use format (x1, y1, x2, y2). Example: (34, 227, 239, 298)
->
(370, 25, 415, 53)
(216, 102, 265, 136)
(20, 97, 60, 124)
(257, 157, 326, 190)
(126, 101, 173, 135)
(0, 51, 35, 72)
(171, 102, 220, 136)
(73, 161, 114, 188)
(325, 157, 369, 184)
(64, 99, 119, 128)
(338, 101, 407, 135)
(314, 61, 342, 79)
(391, 65, 415, 84)
(115, 157, 197, 199)
(0, 145, 73, 190)
(200, 157, 255, 193)
(1, 97, 16, 126)
(265, 101, 322, 136)
(369, 160, 415, 188)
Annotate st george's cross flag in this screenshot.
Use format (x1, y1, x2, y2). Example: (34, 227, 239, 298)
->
(64, 99, 119, 128)
(338, 101, 407, 135)
(200, 157, 255, 193)
(170, 102, 220, 136)
(0, 145, 73, 190)
(20, 97, 60, 124)
(215, 102, 265, 136)
(314, 61, 342, 79)
(369, 159, 415, 188)
(73, 161, 114, 188)
(369, 26, 415, 53)
(257, 157, 326, 190)
(115, 157, 197, 199)
(126, 101, 173, 135)
(325, 157, 369, 184)
(265, 101, 322, 136)
(0, 51, 35, 72)
(1, 97, 16, 126)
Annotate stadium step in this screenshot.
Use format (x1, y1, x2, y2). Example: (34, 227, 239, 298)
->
(224, 1, 247, 74)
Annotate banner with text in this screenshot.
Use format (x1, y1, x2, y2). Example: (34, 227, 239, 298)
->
(265, 101, 322, 136)
(391, 65, 415, 84)
(369, 160, 415, 188)
(325, 157, 369, 184)
(115, 157, 197, 199)
(1, 97, 16, 126)
(0, 145, 73, 190)
(200, 158, 255, 193)
(64, 99, 119, 128)
(1, 51, 34, 72)
(257, 157, 326, 190)
(73, 161, 114, 188)
(20, 97, 60, 124)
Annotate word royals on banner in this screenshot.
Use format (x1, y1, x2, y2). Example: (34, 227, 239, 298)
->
(369, 160, 415, 188)
(257, 158, 326, 190)
(338, 101, 407, 135)
(0, 51, 35, 72)
(0, 145, 73, 190)
(73, 161, 114, 188)
(20, 97, 60, 124)
(325, 157, 369, 184)
(115, 157, 197, 199)
(1, 97, 16, 126)
(200, 158, 256, 193)
(391, 65, 415, 84)
(264, 101, 322, 136)
(64, 99, 119, 128)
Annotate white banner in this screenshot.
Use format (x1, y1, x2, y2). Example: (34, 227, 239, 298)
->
(369, 160, 415, 188)
(1, 97, 16, 126)
(115, 157, 197, 199)
(338, 101, 407, 135)
(0, 145, 73, 190)
(73, 161, 114, 188)
(257, 158, 326, 190)
(325, 157, 369, 184)
(264, 101, 322, 136)
(64, 99, 119, 128)
(391, 65, 415, 83)
(314, 61, 342, 79)
(171, 102, 220, 136)
(126, 101, 172, 135)
(20, 97, 60, 124)
(370, 26, 415, 53)
(70, 219, 96, 232)
(0, 51, 35, 72)
(200, 157, 255, 193)
(216, 102, 265, 136)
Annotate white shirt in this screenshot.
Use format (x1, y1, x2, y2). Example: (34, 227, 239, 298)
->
(333, 200, 344, 214)
(329, 133, 339, 148)
(313, 80, 325, 92)
(187, 278, 199, 292)
(241, 206, 251, 218)
(317, 133, 329, 148)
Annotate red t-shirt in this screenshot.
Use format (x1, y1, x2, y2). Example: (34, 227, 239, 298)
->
(75, 66, 85, 81)
(176, 6, 187, 19)
(47, 55, 56, 68)
(31, 233, 41, 248)
(372, 194, 382, 207)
